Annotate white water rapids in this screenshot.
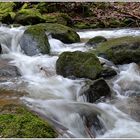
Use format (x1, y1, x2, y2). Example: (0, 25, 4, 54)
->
(1, 25, 140, 138)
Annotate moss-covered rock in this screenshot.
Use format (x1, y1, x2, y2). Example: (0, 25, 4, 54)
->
(94, 36, 140, 64)
(0, 2, 16, 24)
(42, 23, 80, 44)
(43, 13, 72, 26)
(20, 24, 50, 56)
(14, 8, 45, 25)
(22, 23, 80, 44)
(74, 21, 90, 29)
(45, 24, 80, 43)
(56, 51, 102, 79)
(20, 22, 80, 55)
(86, 36, 107, 47)
(0, 104, 57, 138)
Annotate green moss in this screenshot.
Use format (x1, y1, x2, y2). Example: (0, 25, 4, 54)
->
(14, 8, 45, 25)
(43, 14, 66, 25)
(34, 2, 47, 13)
(20, 3, 29, 9)
(56, 51, 102, 79)
(0, 2, 15, 24)
(93, 36, 140, 64)
(86, 36, 107, 46)
(74, 22, 90, 29)
(46, 23, 80, 43)
(96, 36, 140, 52)
(18, 9, 41, 17)
(43, 13, 72, 26)
(0, 2, 15, 13)
(0, 104, 57, 138)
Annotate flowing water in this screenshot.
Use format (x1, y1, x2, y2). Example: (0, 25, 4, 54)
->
(0, 25, 140, 138)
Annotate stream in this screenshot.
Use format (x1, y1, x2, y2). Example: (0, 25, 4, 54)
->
(0, 25, 140, 138)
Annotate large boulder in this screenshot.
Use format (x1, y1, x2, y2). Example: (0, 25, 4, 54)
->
(0, 2, 16, 24)
(56, 51, 102, 79)
(94, 36, 140, 64)
(86, 36, 107, 47)
(39, 23, 80, 44)
(84, 78, 111, 103)
(0, 103, 57, 138)
(20, 24, 50, 56)
(14, 9, 45, 25)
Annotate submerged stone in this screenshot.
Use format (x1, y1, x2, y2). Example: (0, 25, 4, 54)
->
(84, 78, 111, 103)
(0, 59, 21, 78)
(86, 36, 107, 47)
(99, 66, 117, 79)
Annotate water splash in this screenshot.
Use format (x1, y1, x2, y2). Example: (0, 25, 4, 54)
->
(113, 63, 140, 97)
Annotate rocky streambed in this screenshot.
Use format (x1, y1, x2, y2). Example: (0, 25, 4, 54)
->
(0, 24, 140, 138)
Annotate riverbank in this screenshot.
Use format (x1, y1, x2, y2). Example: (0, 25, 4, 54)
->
(0, 2, 140, 29)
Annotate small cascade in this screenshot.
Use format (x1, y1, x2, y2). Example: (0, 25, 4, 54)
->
(0, 25, 140, 138)
(113, 63, 140, 97)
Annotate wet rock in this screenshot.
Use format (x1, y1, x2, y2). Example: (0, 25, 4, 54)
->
(94, 36, 140, 64)
(42, 23, 80, 44)
(0, 65, 20, 77)
(86, 36, 107, 47)
(14, 8, 45, 25)
(0, 59, 21, 81)
(84, 78, 111, 103)
(84, 115, 106, 137)
(20, 24, 50, 56)
(56, 51, 102, 80)
(99, 66, 117, 79)
(0, 103, 57, 138)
